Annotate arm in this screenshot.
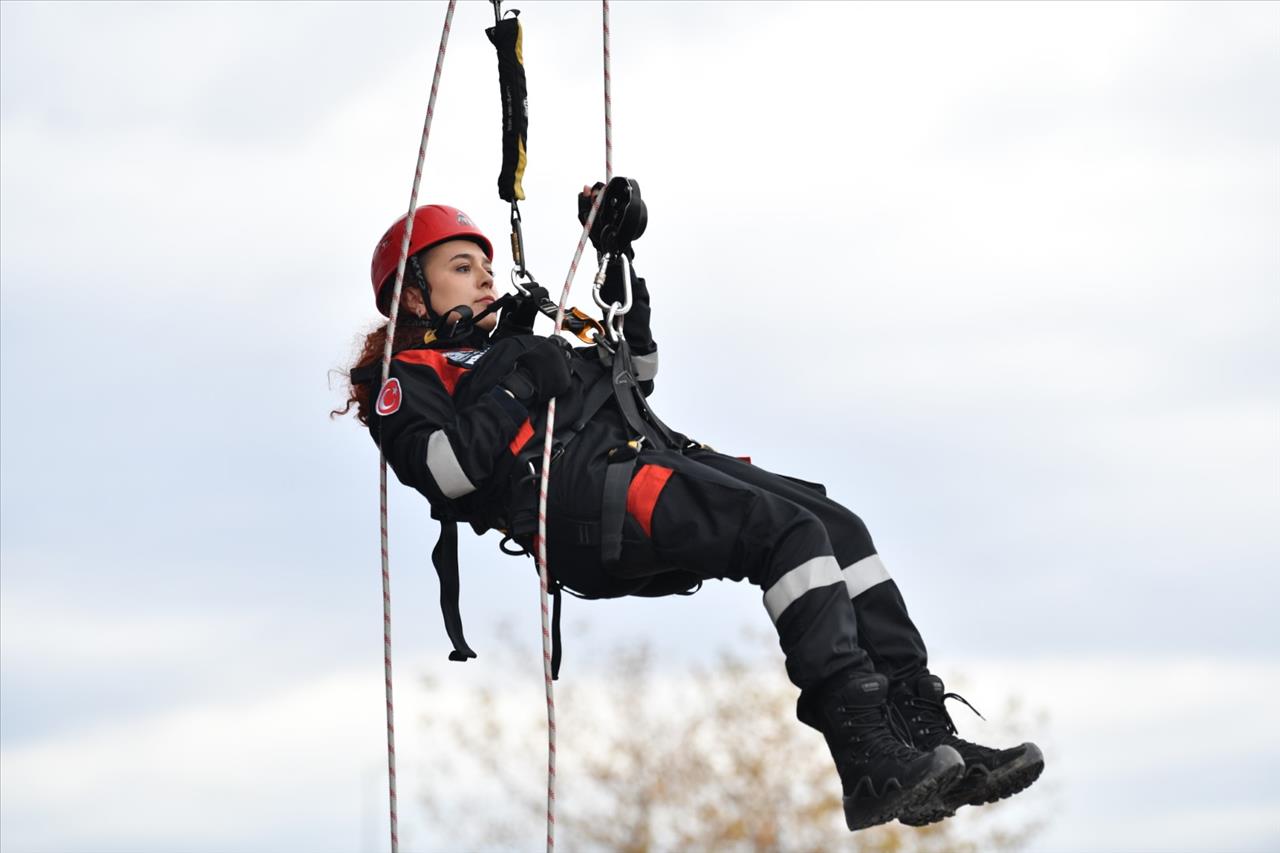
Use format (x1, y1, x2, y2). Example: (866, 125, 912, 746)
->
(374, 356, 532, 509)
(374, 340, 572, 508)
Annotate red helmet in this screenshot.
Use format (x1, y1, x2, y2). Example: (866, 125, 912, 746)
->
(369, 205, 494, 315)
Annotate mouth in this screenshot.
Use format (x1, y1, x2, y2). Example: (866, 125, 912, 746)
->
(476, 296, 495, 306)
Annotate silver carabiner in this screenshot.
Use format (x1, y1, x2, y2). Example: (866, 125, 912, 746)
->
(614, 253, 634, 317)
(590, 251, 634, 343)
(603, 302, 622, 342)
(510, 267, 530, 294)
(591, 251, 613, 312)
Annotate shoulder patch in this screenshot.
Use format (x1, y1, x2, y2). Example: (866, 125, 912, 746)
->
(444, 349, 487, 368)
(376, 378, 402, 416)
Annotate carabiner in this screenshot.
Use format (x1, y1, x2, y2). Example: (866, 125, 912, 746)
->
(509, 200, 529, 278)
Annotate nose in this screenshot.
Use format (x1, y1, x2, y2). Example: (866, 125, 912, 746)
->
(479, 267, 495, 291)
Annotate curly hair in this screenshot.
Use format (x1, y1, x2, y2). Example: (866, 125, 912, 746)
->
(331, 321, 433, 426)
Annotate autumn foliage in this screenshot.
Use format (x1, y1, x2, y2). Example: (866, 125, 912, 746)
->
(419, 628, 1049, 852)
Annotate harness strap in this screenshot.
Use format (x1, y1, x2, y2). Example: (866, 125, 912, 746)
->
(607, 341, 680, 449)
(492, 283, 549, 340)
(550, 582, 563, 678)
(600, 443, 640, 565)
(570, 359, 622, 432)
(430, 518, 478, 662)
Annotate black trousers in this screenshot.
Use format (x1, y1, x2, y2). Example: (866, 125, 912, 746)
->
(546, 443, 930, 700)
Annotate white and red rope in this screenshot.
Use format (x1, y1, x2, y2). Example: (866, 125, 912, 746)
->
(603, 0, 613, 180)
(377, 4, 456, 852)
(532, 4, 616, 851)
(373, 3, 616, 851)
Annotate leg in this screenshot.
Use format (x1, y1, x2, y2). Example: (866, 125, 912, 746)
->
(685, 450, 929, 683)
(546, 446, 964, 830)
(621, 448, 873, 691)
(684, 451, 1045, 822)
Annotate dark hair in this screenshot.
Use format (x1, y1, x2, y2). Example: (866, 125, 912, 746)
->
(335, 238, 489, 424)
(331, 285, 434, 426)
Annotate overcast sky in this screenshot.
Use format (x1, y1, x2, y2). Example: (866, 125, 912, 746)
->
(2, 2, 1277, 851)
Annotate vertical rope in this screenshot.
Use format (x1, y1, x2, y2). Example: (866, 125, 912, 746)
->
(603, 0, 613, 181)
(377, 4, 456, 852)
(532, 4, 615, 852)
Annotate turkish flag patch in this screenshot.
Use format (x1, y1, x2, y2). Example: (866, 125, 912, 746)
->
(376, 378, 402, 416)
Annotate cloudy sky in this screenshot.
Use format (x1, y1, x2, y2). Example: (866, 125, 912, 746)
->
(1, 1, 1277, 851)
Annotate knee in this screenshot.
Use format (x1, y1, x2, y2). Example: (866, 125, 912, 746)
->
(828, 507, 875, 562)
(748, 490, 824, 533)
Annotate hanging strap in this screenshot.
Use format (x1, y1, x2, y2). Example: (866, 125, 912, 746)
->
(487, 13, 528, 204)
(430, 518, 477, 662)
(550, 582, 563, 678)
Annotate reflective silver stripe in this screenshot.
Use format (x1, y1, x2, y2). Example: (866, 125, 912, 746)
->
(763, 555, 844, 623)
(632, 349, 659, 382)
(426, 430, 477, 499)
(842, 554, 891, 598)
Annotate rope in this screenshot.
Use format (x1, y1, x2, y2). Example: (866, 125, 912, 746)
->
(377, 4, 456, 852)
(532, 4, 615, 851)
(603, 0, 613, 181)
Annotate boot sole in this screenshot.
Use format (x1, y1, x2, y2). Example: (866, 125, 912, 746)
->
(899, 742, 1045, 827)
(844, 745, 964, 832)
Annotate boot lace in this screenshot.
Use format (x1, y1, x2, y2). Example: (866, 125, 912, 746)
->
(900, 690, 985, 746)
(837, 701, 919, 761)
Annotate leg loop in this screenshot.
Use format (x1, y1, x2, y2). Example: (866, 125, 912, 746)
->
(600, 441, 641, 566)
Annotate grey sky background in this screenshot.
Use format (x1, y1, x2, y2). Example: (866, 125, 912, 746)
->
(1, 1, 1277, 851)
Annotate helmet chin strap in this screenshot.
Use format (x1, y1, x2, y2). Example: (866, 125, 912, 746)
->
(404, 250, 513, 344)
(429, 295, 513, 344)
(407, 253, 436, 321)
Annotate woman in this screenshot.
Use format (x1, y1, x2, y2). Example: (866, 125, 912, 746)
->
(337, 192, 1044, 833)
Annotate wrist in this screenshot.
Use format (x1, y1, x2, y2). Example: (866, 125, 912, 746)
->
(490, 383, 531, 422)
(500, 369, 538, 405)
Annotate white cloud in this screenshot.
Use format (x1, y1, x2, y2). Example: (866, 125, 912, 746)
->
(2, 2, 1278, 849)
(1, 665, 388, 853)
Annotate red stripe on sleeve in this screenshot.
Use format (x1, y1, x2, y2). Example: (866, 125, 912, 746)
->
(625, 464, 674, 538)
(508, 419, 535, 455)
(393, 349, 471, 396)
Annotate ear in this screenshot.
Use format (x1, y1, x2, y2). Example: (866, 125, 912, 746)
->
(401, 286, 429, 319)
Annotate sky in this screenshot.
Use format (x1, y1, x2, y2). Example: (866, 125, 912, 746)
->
(1, 1, 1277, 851)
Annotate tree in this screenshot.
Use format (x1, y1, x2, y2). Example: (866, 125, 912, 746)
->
(419, 628, 1050, 852)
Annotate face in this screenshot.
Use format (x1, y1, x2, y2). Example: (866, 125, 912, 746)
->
(415, 239, 497, 331)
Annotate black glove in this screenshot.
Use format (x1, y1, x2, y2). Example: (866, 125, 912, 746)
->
(500, 337, 573, 405)
(577, 177, 647, 259)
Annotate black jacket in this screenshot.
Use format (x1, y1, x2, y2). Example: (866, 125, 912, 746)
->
(367, 259, 659, 531)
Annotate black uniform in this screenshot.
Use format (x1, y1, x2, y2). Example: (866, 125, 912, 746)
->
(367, 260, 930, 707)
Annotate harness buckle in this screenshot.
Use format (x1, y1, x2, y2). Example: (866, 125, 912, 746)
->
(525, 442, 565, 478)
(608, 437, 644, 464)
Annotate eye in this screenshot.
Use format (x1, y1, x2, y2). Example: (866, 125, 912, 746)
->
(456, 263, 471, 273)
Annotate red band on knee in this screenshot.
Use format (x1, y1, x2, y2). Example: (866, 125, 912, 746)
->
(626, 464, 674, 537)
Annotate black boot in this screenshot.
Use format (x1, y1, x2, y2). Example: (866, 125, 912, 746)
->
(816, 671, 965, 831)
(891, 674, 1045, 826)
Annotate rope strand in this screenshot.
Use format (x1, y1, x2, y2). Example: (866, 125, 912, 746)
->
(376, 5, 615, 851)
(603, 0, 613, 181)
(377, 4, 456, 852)
(533, 4, 614, 850)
